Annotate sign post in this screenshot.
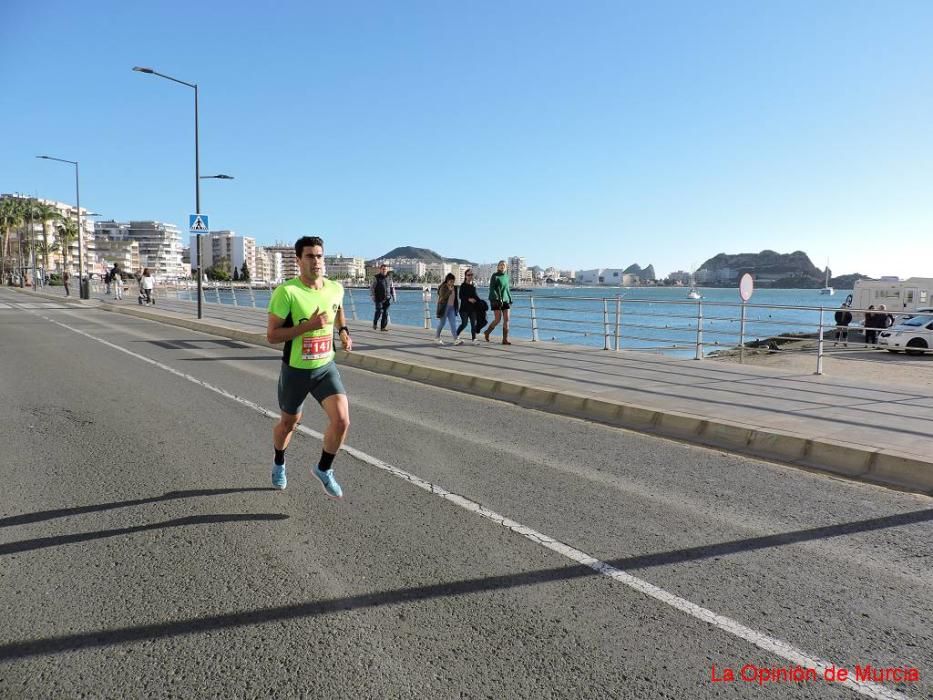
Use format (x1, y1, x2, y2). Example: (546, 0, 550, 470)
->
(738, 273, 754, 364)
(189, 214, 209, 319)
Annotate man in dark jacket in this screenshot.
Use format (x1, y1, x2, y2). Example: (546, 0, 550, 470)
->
(370, 264, 396, 331)
(834, 302, 853, 346)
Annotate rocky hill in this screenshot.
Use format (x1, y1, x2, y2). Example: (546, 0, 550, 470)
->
(369, 246, 474, 266)
(624, 263, 656, 281)
(698, 250, 826, 287)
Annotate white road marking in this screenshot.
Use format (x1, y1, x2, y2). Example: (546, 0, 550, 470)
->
(40, 313, 909, 700)
(0, 303, 11, 309)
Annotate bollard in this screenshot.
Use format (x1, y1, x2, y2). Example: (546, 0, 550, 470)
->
(530, 295, 539, 342)
(695, 299, 703, 360)
(347, 288, 358, 321)
(614, 295, 622, 351)
(815, 307, 824, 375)
(602, 298, 610, 350)
(739, 301, 747, 364)
(422, 286, 431, 329)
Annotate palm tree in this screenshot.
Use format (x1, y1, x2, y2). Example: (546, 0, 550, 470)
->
(0, 197, 24, 285)
(33, 202, 62, 273)
(55, 217, 79, 274)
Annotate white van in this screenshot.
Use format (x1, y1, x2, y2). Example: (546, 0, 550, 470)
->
(852, 277, 933, 314)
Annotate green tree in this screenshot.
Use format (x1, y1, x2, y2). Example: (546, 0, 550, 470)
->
(208, 256, 232, 281)
(34, 202, 62, 273)
(0, 198, 24, 284)
(240, 262, 250, 281)
(55, 217, 79, 273)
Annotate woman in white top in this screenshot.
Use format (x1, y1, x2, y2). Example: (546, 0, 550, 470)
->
(140, 268, 155, 305)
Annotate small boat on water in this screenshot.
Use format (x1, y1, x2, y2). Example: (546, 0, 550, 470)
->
(820, 264, 834, 295)
(686, 287, 702, 300)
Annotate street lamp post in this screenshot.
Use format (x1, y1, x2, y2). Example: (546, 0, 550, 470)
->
(133, 66, 209, 318)
(36, 156, 88, 299)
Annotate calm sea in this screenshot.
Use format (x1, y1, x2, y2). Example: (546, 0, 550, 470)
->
(180, 284, 854, 357)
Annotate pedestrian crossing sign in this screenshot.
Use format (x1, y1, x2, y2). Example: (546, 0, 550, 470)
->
(189, 214, 209, 232)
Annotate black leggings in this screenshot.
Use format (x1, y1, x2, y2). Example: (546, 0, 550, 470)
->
(456, 311, 479, 339)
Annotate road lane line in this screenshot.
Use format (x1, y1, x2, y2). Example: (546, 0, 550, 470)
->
(41, 314, 908, 700)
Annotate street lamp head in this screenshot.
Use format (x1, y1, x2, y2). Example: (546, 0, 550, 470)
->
(132, 66, 154, 74)
(201, 174, 234, 180)
(36, 155, 50, 159)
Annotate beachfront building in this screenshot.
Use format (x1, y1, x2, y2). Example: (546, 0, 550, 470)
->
(384, 260, 426, 279)
(575, 268, 636, 286)
(94, 219, 185, 279)
(0, 194, 99, 277)
(252, 247, 279, 283)
(667, 270, 691, 285)
(325, 254, 365, 281)
(264, 243, 299, 281)
(191, 230, 257, 278)
(508, 256, 532, 285)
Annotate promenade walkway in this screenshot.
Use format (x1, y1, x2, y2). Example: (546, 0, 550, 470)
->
(17, 286, 933, 494)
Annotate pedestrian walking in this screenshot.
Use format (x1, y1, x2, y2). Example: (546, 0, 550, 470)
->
(833, 301, 852, 346)
(434, 273, 463, 345)
(139, 268, 155, 305)
(110, 263, 123, 300)
(483, 260, 513, 345)
(266, 235, 352, 497)
(62, 271, 70, 297)
(864, 305, 878, 345)
(370, 263, 396, 331)
(456, 269, 484, 343)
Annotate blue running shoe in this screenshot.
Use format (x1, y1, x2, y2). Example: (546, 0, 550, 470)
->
(271, 462, 287, 490)
(313, 465, 343, 498)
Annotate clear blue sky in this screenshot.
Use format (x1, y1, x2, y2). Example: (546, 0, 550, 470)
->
(2, 0, 931, 278)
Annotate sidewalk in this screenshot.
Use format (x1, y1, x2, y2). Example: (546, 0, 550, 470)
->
(18, 287, 933, 494)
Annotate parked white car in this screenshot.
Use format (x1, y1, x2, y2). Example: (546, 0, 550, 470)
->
(878, 314, 933, 354)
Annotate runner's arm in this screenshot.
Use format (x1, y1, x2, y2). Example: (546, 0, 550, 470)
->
(335, 306, 352, 352)
(267, 313, 314, 344)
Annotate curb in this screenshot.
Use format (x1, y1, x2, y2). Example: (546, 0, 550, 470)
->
(18, 288, 931, 496)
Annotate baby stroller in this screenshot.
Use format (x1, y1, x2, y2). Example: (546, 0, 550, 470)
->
(137, 287, 154, 305)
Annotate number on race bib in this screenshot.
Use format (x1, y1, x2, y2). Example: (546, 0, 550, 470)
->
(301, 336, 332, 360)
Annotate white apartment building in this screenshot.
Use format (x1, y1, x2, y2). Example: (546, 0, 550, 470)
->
(576, 268, 636, 286)
(265, 243, 299, 281)
(325, 255, 365, 281)
(387, 260, 427, 279)
(190, 230, 257, 278)
(508, 256, 527, 286)
(96, 220, 183, 279)
(252, 247, 277, 283)
(424, 262, 452, 281)
(1, 194, 98, 276)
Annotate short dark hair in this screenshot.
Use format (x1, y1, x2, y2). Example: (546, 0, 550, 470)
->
(295, 236, 324, 258)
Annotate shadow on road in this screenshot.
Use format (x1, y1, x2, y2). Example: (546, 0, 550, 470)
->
(0, 488, 275, 528)
(0, 513, 288, 557)
(1, 507, 928, 659)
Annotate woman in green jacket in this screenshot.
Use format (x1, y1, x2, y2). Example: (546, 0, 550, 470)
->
(484, 260, 512, 345)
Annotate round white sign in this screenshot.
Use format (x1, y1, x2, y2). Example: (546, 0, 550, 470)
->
(739, 273, 754, 301)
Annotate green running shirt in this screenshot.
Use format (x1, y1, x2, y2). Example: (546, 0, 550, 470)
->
(268, 277, 345, 370)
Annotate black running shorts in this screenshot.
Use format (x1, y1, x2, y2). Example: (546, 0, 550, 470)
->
(277, 361, 346, 415)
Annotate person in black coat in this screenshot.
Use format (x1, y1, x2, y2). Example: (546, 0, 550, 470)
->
(455, 269, 485, 343)
(834, 302, 853, 346)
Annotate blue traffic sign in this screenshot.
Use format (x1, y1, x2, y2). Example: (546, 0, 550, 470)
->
(189, 214, 209, 232)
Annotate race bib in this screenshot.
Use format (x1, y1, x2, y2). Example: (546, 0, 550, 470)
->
(301, 336, 332, 360)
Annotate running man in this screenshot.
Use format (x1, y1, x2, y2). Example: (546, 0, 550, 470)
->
(266, 236, 352, 497)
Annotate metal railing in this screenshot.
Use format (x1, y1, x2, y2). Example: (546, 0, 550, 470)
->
(151, 282, 931, 373)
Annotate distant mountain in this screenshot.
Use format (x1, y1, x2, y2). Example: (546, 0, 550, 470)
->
(369, 246, 473, 265)
(623, 263, 656, 281)
(697, 250, 825, 287)
(831, 273, 874, 289)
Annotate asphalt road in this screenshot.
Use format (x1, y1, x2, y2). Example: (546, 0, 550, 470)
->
(1, 290, 931, 699)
